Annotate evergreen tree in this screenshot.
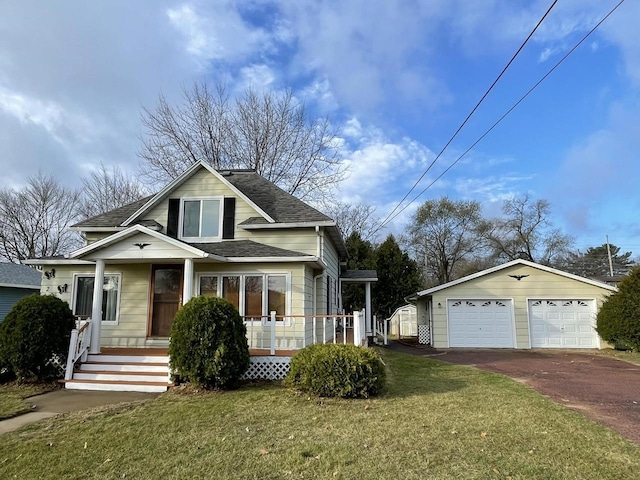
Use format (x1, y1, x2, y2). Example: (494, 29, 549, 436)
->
(373, 235, 423, 318)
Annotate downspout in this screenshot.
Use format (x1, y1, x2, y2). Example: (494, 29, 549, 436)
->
(312, 271, 324, 316)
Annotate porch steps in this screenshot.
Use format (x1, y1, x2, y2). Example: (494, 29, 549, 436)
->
(64, 350, 172, 393)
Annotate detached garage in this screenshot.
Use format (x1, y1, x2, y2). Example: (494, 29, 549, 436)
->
(413, 259, 616, 349)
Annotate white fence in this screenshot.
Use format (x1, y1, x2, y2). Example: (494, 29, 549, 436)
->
(242, 310, 367, 354)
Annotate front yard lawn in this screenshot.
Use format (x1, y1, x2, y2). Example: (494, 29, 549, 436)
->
(593, 348, 640, 366)
(1, 349, 638, 479)
(0, 382, 59, 420)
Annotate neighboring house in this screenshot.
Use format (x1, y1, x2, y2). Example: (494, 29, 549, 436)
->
(388, 304, 417, 337)
(27, 161, 374, 391)
(0, 263, 41, 321)
(409, 259, 616, 349)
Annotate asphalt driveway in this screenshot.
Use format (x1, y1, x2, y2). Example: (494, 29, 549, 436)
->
(390, 342, 640, 445)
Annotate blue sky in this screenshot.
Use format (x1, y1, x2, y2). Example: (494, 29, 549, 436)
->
(0, 1, 639, 256)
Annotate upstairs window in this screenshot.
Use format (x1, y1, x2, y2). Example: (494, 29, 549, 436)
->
(180, 198, 222, 240)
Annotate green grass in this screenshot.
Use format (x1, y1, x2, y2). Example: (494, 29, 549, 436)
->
(592, 348, 640, 366)
(0, 382, 59, 420)
(1, 350, 639, 479)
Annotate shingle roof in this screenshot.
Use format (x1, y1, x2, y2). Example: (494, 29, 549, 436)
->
(189, 240, 312, 258)
(73, 169, 332, 228)
(341, 270, 378, 280)
(72, 195, 155, 228)
(221, 171, 332, 223)
(0, 263, 41, 287)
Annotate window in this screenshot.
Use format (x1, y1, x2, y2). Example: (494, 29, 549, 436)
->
(198, 273, 288, 319)
(244, 276, 263, 320)
(73, 274, 121, 323)
(180, 198, 222, 240)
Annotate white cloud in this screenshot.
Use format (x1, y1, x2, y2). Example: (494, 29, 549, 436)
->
(0, 86, 94, 147)
(238, 64, 277, 90)
(166, 2, 270, 67)
(336, 122, 435, 207)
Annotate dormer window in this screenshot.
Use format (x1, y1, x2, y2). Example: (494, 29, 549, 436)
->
(179, 197, 222, 241)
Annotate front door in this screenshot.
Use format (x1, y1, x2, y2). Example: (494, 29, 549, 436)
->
(149, 265, 184, 337)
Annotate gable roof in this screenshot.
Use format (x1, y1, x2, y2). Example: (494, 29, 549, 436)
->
(73, 161, 334, 229)
(415, 259, 618, 298)
(72, 195, 154, 229)
(0, 263, 41, 288)
(68, 225, 217, 260)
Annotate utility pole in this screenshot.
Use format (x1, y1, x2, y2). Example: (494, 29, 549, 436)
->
(606, 235, 614, 277)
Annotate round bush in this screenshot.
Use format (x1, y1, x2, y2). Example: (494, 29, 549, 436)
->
(169, 296, 250, 389)
(284, 343, 386, 398)
(597, 267, 640, 351)
(0, 294, 75, 381)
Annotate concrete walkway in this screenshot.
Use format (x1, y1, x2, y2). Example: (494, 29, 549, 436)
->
(0, 389, 159, 434)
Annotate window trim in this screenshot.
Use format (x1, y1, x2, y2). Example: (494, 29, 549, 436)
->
(178, 196, 224, 242)
(196, 272, 291, 322)
(71, 272, 122, 325)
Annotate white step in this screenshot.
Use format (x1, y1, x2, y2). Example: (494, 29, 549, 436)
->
(87, 354, 169, 364)
(65, 380, 170, 393)
(74, 371, 169, 383)
(80, 363, 169, 373)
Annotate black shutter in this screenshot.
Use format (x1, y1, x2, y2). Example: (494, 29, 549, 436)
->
(167, 199, 180, 238)
(222, 198, 236, 239)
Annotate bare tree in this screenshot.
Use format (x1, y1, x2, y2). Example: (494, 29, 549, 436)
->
(138, 83, 345, 201)
(78, 163, 148, 219)
(486, 194, 573, 266)
(403, 197, 490, 286)
(0, 172, 81, 262)
(322, 201, 383, 242)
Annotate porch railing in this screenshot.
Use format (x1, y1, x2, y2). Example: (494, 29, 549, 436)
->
(64, 320, 92, 380)
(373, 315, 389, 346)
(242, 310, 367, 355)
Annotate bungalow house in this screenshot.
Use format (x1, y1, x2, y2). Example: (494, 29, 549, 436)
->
(410, 259, 616, 349)
(0, 263, 41, 321)
(27, 161, 375, 392)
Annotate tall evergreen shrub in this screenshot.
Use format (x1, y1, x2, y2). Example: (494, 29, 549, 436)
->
(597, 267, 640, 351)
(169, 296, 250, 389)
(0, 294, 75, 381)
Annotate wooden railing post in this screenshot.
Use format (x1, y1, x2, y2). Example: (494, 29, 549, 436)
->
(270, 311, 276, 356)
(383, 316, 388, 345)
(353, 311, 361, 347)
(65, 329, 79, 381)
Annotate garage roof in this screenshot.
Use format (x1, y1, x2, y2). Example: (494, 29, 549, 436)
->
(414, 259, 617, 298)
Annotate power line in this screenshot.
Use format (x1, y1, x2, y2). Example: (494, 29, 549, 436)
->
(379, 0, 626, 231)
(377, 0, 559, 232)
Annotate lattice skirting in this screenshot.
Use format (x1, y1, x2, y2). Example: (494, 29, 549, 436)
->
(242, 356, 292, 381)
(418, 325, 431, 345)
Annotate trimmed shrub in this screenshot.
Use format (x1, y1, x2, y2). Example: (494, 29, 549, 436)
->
(284, 343, 386, 398)
(169, 296, 250, 389)
(0, 294, 75, 381)
(597, 267, 640, 351)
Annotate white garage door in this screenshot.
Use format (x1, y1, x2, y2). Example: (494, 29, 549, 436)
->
(448, 300, 514, 348)
(529, 300, 598, 348)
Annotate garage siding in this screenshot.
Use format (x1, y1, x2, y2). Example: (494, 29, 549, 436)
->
(430, 264, 612, 349)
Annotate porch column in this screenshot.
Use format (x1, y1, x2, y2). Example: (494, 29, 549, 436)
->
(89, 259, 105, 354)
(365, 281, 372, 336)
(183, 258, 194, 305)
